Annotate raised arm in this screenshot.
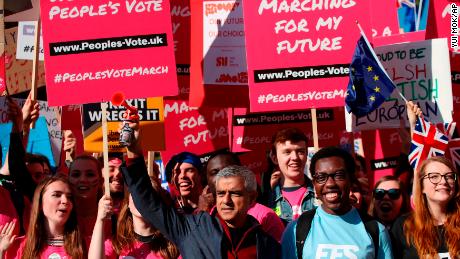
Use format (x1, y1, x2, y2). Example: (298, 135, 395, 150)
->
(4, 97, 38, 200)
(122, 119, 192, 244)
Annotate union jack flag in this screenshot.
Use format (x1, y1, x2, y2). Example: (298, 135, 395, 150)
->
(437, 121, 458, 140)
(408, 117, 449, 170)
(446, 138, 460, 171)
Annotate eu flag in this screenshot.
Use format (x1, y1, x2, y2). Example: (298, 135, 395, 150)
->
(345, 36, 396, 117)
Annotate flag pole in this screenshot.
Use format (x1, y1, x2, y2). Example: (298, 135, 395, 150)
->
(355, 20, 408, 103)
(416, 0, 424, 31)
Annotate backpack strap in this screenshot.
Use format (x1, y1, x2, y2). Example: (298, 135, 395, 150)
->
(295, 208, 317, 259)
(358, 210, 380, 258)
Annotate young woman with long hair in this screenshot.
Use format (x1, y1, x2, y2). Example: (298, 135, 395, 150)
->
(391, 156, 460, 258)
(368, 175, 411, 228)
(89, 175, 180, 259)
(2, 176, 86, 258)
(68, 155, 106, 238)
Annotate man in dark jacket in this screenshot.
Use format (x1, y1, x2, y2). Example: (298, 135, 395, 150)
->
(122, 121, 280, 259)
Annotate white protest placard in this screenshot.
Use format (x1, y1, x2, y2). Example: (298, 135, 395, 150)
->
(202, 0, 247, 85)
(353, 38, 453, 130)
(16, 21, 44, 61)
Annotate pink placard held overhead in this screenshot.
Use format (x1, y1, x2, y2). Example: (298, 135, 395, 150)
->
(40, 0, 178, 106)
(161, 99, 229, 164)
(243, 1, 371, 112)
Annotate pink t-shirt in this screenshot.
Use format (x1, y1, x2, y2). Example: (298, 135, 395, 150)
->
(0, 186, 30, 236)
(247, 203, 285, 242)
(15, 240, 71, 259)
(281, 186, 307, 220)
(104, 239, 174, 259)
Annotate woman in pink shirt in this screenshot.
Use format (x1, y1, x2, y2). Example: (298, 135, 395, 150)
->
(1, 176, 86, 258)
(89, 176, 180, 259)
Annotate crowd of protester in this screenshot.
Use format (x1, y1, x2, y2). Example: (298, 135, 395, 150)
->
(0, 97, 459, 258)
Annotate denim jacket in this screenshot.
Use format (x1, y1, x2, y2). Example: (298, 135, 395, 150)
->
(269, 176, 316, 224)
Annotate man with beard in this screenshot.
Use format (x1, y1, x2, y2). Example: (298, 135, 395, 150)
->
(281, 146, 393, 259)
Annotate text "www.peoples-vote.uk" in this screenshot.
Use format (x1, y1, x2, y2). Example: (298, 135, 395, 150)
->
(50, 34, 167, 56)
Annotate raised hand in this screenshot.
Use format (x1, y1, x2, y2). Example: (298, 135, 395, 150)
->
(0, 220, 17, 254)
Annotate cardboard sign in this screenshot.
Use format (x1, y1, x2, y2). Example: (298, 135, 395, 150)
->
(40, 0, 178, 106)
(189, 0, 249, 107)
(370, 0, 400, 38)
(82, 98, 165, 153)
(426, 0, 460, 52)
(353, 39, 453, 130)
(0, 97, 62, 166)
(161, 99, 229, 164)
(230, 107, 345, 175)
(243, 0, 371, 112)
(5, 27, 46, 94)
(16, 21, 44, 61)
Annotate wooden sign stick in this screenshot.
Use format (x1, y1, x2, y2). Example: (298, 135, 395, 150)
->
(311, 108, 319, 151)
(101, 102, 110, 196)
(30, 17, 41, 129)
(147, 151, 155, 177)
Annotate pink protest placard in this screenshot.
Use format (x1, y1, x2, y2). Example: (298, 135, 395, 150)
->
(426, 0, 460, 52)
(161, 99, 229, 164)
(230, 107, 345, 177)
(370, 0, 400, 38)
(170, 0, 191, 99)
(243, 1, 371, 112)
(40, 0, 178, 106)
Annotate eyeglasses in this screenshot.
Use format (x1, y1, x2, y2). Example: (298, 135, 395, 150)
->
(374, 188, 401, 200)
(314, 171, 347, 184)
(422, 172, 457, 184)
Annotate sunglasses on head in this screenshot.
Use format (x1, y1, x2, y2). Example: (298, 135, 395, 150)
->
(374, 188, 401, 200)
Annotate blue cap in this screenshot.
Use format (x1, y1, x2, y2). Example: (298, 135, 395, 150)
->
(165, 152, 202, 183)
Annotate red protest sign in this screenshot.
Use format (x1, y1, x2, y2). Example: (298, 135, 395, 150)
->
(230, 107, 345, 177)
(189, 0, 249, 108)
(243, 1, 371, 112)
(370, 0, 400, 38)
(161, 99, 229, 164)
(40, 0, 178, 106)
(171, 0, 191, 99)
(426, 0, 460, 52)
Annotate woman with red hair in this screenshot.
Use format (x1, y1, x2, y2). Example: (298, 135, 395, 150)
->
(391, 156, 460, 258)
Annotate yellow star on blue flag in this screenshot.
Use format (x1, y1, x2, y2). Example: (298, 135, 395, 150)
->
(345, 36, 396, 117)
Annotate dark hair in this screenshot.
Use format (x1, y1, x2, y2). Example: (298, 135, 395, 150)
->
(165, 152, 202, 183)
(368, 175, 411, 217)
(271, 128, 308, 155)
(25, 153, 50, 168)
(206, 150, 242, 169)
(309, 146, 356, 179)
